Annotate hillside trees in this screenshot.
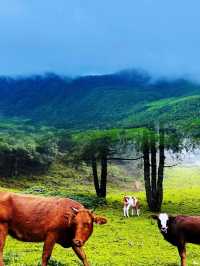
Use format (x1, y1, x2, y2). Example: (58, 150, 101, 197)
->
(0, 130, 59, 177)
(69, 130, 124, 198)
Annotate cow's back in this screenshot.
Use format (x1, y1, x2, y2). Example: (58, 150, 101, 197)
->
(0, 192, 83, 242)
(176, 216, 200, 244)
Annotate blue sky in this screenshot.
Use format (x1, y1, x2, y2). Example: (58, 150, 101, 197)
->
(0, 0, 200, 78)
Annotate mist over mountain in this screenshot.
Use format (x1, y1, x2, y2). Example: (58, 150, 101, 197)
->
(0, 70, 199, 129)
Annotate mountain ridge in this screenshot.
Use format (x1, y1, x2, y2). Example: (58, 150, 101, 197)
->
(0, 70, 199, 129)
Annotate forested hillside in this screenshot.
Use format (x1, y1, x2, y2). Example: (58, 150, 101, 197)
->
(0, 70, 199, 129)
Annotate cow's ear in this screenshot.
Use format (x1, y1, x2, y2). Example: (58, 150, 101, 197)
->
(93, 215, 107, 225)
(71, 207, 79, 214)
(150, 214, 159, 220)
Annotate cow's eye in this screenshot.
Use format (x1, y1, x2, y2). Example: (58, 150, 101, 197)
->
(83, 223, 89, 228)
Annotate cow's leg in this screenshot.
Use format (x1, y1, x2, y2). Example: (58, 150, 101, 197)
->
(0, 223, 8, 266)
(42, 233, 56, 266)
(72, 246, 90, 266)
(131, 206, 134, 216)
(126, 204, 130, 217)
(178, 245, 186, 266)
(123, 206, 127, 217)
(136, 208, 140, 216)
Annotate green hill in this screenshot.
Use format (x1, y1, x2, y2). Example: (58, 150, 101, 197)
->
(0, 71, 200, 129)
(123, 95, 200, 128)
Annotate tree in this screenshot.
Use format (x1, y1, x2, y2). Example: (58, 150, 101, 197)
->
(117, 125, 183, 212)
(142, 127, 165, 211)
(0, 133, 59, 177)
(140, 124, 184, 211)
(69, 130, 121, 198)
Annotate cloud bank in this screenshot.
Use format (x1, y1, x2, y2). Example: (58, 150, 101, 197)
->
(0, 0, 200, 79)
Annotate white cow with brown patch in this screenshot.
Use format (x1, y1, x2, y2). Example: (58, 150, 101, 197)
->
(123, 196, 140, 217)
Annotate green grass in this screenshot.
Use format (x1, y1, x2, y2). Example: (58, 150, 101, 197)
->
(1, 165, 200, 265)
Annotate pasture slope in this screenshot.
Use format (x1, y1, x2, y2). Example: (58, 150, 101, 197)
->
(1, 165, 200, 265)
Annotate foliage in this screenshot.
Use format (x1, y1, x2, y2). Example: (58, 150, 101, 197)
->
(0, 120, 60, 176)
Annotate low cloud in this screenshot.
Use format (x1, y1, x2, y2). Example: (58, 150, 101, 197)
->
(0, 0, 200, 80)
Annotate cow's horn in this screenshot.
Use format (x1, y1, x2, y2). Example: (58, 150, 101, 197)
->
(71, 207, 79, 213)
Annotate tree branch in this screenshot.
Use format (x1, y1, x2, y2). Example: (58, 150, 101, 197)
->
(108, 156, 143, 161)
(164, 163, 179, 168)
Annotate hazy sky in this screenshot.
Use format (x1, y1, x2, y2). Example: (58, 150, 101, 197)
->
(0, 0, 200, 78)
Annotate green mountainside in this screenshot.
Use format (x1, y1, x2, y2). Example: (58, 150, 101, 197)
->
(123, 95, 200, 128)
(0, 71, 199, 129)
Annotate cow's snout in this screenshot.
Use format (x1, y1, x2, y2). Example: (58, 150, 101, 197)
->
(161, 227, 168, 233)
(73, 239, 83, 247)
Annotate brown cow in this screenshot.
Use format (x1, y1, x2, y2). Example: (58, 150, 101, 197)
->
(151, 213, 200, 266)
(0, 191, 107, 266)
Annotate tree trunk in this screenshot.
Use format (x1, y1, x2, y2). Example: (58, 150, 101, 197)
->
(13, 157, 18, 177)
(156, 127, 165, 211)
(10, 154, 15, 177)
(99, 155, 107, 198)
(143, 134, 151, 208)
(150, 132, 157, 210)
(91, 157, 100, 196)
(91, 155, 108, 198)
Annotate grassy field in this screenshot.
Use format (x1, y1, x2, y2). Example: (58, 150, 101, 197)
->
(1, 165, 200, 265)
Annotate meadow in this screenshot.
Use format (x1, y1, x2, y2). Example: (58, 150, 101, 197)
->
(1, 165, 200, 266)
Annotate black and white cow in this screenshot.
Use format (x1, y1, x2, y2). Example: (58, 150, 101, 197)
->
(152, 213, 200, 266)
